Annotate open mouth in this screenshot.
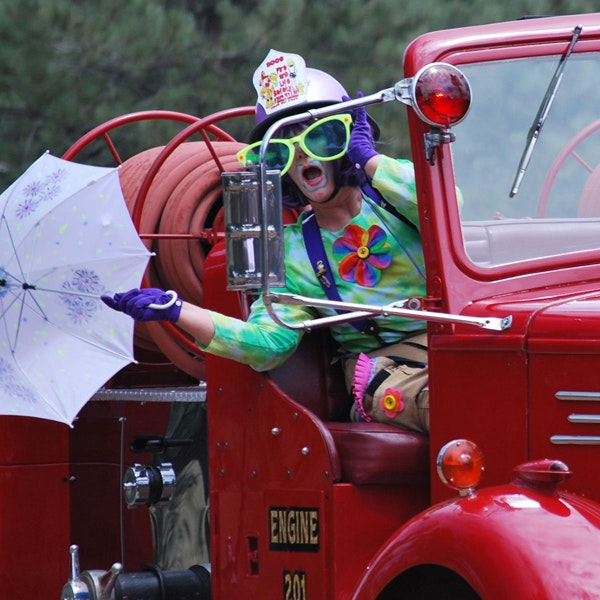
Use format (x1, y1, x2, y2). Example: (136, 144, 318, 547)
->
(302, 165, 323, 183)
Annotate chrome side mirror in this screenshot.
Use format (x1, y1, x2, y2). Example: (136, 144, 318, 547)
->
(222, 169, 284, 291)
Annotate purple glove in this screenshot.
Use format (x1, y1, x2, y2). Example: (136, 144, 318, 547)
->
(101, 288, 182, 322)
(343, 92, 379, 169)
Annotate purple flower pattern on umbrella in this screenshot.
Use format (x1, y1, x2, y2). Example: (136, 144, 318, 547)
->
(0, 358, 35, 404)
(333, 223, 392, 287)
(15, 168, 67, 220)
(60, 268, 103, 325)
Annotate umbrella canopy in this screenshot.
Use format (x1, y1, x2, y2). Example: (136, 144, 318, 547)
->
(0, 152, 151, 426)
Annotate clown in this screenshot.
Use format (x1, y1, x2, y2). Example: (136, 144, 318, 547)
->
(103, 50, 430, 434)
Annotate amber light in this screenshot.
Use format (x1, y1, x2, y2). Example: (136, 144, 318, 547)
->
(412, 63, 471, 128)
(437, 439, 484, 495)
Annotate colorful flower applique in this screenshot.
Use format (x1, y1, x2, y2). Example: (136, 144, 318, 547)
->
(380, 387, 405, 418)
(333, 224, 392, 287)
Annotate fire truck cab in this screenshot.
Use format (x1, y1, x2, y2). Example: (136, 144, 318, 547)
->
(5, 11, 600, 600)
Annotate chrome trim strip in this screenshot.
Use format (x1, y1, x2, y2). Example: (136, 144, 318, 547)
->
(568, 414, 600, 424)
(91, 385, 207, 403)
(556, 391, 600, 402)
(550, 435, 600, 445)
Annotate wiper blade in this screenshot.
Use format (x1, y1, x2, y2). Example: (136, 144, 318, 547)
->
(509, 24, 582, 198)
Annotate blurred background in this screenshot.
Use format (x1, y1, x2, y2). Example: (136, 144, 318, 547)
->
(0, 0, 597, 187)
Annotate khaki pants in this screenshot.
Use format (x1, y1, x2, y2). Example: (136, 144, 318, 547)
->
(343, 332, 429, 434)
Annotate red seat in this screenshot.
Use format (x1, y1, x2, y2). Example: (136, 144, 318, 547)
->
(326, 422, 429, 486)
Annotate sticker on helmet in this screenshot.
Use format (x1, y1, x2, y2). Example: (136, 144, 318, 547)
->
(253, 49, 308, 115)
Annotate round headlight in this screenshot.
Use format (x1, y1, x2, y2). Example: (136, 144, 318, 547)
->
(123, 463, 176, 507)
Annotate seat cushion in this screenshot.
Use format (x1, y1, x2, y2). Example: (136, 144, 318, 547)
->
(326, 422, 430, 486)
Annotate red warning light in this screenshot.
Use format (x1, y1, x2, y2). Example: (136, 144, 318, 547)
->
(412, 63, 471, 128)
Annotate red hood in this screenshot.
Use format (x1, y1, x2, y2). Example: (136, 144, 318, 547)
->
(464, 286, 600, 348)
(526, 292, 600, 347)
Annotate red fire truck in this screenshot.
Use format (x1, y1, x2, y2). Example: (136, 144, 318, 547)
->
(5, 11, 600, 599)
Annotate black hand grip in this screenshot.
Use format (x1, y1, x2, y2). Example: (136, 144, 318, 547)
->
(130, 434, 193, 454)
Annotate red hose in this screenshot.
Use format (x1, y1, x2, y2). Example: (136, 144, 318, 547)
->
(119, 141, 246, 379)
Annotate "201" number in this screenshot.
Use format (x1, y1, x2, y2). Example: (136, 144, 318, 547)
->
(283, 570, 307, 600)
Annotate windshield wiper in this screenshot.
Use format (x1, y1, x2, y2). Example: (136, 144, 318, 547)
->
(509, 24, 582, 198)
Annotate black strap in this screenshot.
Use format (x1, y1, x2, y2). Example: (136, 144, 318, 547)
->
(365, 356, 427, 397)
(384, 355, 428, 368)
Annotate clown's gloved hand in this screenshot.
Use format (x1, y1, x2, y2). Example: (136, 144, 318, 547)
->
(101, 288, 182, 322)
(343, 92, 378, 170)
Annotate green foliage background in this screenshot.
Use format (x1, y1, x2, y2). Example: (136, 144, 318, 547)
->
(0, 0, 596, 187)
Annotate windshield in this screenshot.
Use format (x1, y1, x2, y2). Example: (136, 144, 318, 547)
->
(452, 53, 600, 268)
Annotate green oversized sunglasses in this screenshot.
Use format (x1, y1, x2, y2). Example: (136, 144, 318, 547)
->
(237, 113, 353, 176)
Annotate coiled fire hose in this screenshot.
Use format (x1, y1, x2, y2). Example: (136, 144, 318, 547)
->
(118, 141, 245, 379)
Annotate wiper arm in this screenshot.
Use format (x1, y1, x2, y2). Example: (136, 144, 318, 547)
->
(509, 24, 582, 198)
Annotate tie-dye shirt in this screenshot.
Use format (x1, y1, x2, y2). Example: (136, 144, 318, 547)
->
(202, 155, 426, 371)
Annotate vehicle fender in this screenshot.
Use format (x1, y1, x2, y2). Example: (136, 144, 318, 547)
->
(351, 482, 600, 599)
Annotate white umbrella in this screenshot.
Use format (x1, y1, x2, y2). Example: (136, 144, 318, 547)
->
(0, 152, 151, 426)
